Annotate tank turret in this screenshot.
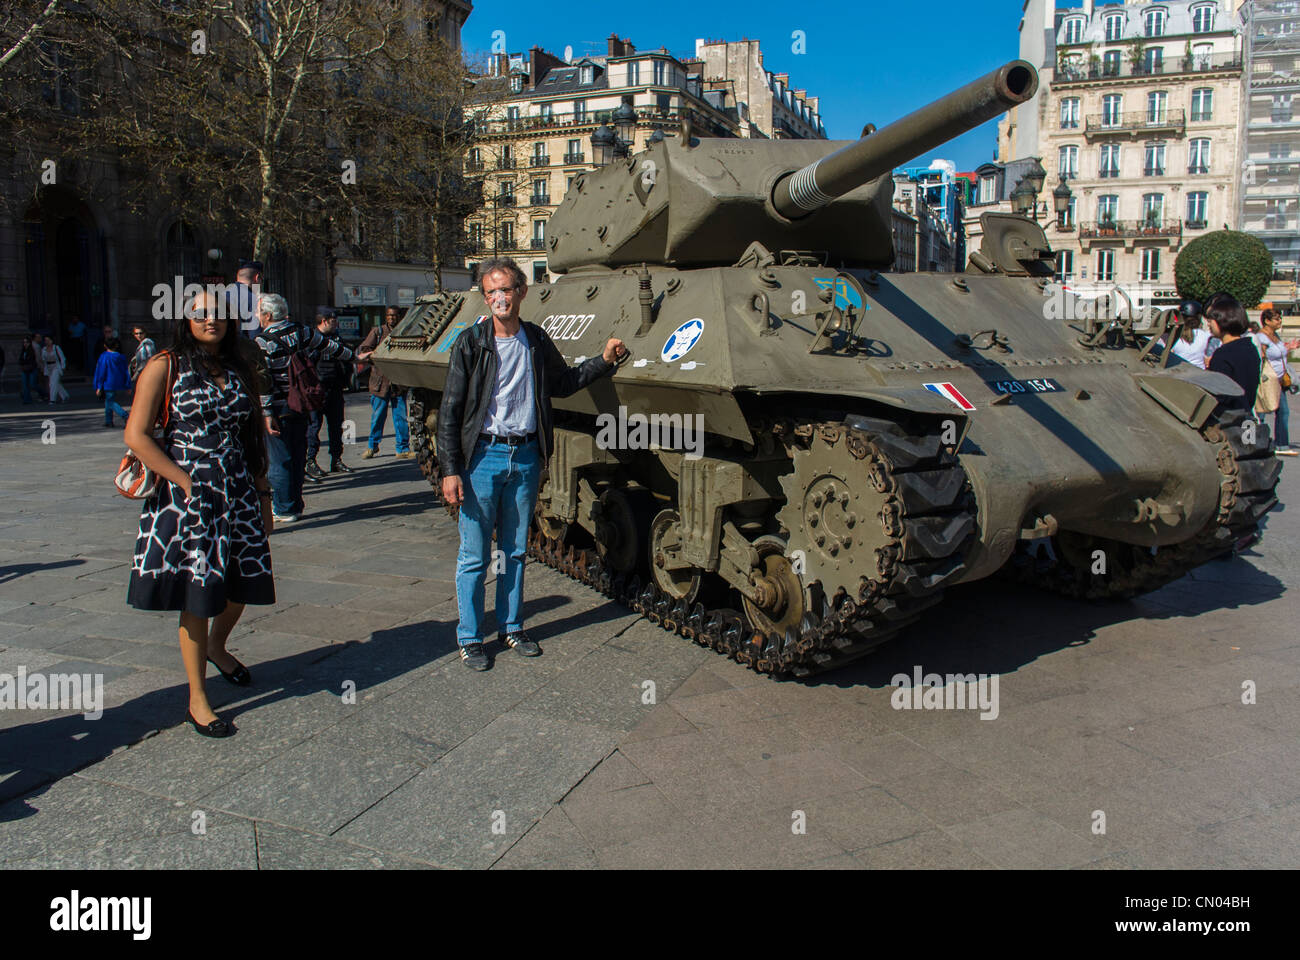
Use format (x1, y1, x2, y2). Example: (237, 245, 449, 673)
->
(547, 60, 1038, 273)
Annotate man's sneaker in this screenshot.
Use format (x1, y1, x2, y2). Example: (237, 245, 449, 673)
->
(394, 451, 416, 460)
(1277, 445, 1299, 457)
(360, 448, 378, 460)
(499, 630, 541, 657)
(330, 458, 354, 473)
(305, 459, 325, 481)
(272, 512, 300, 525)
(459, 642, 490, 671)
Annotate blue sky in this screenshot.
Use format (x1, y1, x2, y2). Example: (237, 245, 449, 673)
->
(463, 0, 1040, 172)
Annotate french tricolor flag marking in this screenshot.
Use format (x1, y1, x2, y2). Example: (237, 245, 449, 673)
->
(923, 382, 976, 411)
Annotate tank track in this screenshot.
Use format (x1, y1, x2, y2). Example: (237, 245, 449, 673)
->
(1004, 406, 1282, 600)
(526, 414, 976, 678)
(407, 390, 442, 491)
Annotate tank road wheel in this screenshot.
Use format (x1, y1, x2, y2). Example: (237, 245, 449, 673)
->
(741, 535, 804, 639)
(648, 509, 701, 604)
(593, 488, 639, 575)
(534, 477, 569, 543)
(407, 389, 442, 490)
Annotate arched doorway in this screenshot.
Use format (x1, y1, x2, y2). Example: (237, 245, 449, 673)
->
(23, 187, 110, 374)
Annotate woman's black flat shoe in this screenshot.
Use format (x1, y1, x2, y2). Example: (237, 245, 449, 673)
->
(207, 655, 251, 686)
(186, 710, 230, 738)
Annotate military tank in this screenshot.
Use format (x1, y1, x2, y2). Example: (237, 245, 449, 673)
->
(373, 59, 1282, 677)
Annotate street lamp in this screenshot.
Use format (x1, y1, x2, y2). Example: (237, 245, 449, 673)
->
(1010, 178, 1035, 218)
(593, 96, 638, 166)
(1053, 176, 1073, 228)
(591, 125, 617, 167)
(1024, 158, 1047, 197)
(613, 96, 636, 147)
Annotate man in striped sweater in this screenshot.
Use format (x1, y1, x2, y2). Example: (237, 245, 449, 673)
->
(253, 293, 355, 523)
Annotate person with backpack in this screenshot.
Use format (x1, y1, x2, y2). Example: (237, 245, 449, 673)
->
(253, 293, 355, 523)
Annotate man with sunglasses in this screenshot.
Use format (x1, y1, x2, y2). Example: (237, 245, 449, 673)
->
(439, 257, 626, 671)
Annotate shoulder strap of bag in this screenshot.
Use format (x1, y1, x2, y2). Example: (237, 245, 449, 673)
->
(157, 353, 177, 431)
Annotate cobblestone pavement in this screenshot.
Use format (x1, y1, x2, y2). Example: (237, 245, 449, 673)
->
(1, 388, 1297, 868)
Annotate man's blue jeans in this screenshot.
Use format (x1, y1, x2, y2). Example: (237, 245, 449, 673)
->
(266, 412, 309, 516)
(20, 370, 37, 402)
(103, 390, 129, 426)
(368, 394, 409, 453)
(455, 437, 542, 645)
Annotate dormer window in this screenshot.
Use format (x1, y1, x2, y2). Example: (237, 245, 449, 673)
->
(1064, 17, 1084, 44)
(510, 75, 522, 94)
(580, 64, 593, 84)
(1144, 7, 1167, 38)
(1192, 4, 1215, 33)
(1105, 13, 1124, 42)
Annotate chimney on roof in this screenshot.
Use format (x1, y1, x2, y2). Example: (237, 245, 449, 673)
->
(529, 45, 566, 87)
(607, 35, 635, 58)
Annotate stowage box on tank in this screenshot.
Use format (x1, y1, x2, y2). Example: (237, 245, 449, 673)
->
(374, 60, 1281, 676)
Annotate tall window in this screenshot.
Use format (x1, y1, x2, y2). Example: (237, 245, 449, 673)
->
(1273, 94, 1294, 123)
(1102, 93, 1123, 126)
(498, 220, 514, 249)
(1142, 193, 1165, 225)
(653, 59, 666, 85)
(1105, 13, 1125, 42)
(165, 221, 201, 286)
(1144, 143, 1166, 176)
(532, 220, 545, 245)
(499, 181, 515, 204)
(510, 75, 523, 94)
(579, 64, 593, 84)
(1147, 91, 1168, 123)
(1062, 197, 1077, 229)
(1140, 248, 1161, 280)
(978, 174, 996, 204)
(1187, 191, 1208, 226)
(1098, 194, 1119, 223)
(1265, 199, 1289, 230)
(467, 147, 481, 169)
(1189, 139, 1211, 174)
(468, 222, 484, 248)
(1100, 143, 1122, 178)
(539, 102, 554, 121)
(1055, 249, 1074, 281)
(1104, 50, 1122, 75)
(1144, 47, 1164, 73)
(1064, 17, 1084, 44)
(506, 106, 520, 124)
(565, 138, 581, 162)
(575, 99, 589, 121)
(1192, 43, 1213, 69)
(627, 61, 640, 85)
(500, 143, 514, 165)
(532, 142, 546, 161)
(1144, 8, 1167, 37)
(1191, 87, 1213, 121)
(1097, 249, 1115, 281)
(1192, 4, 1214, 33)
(1059, 144, 1079, 180)
(1060, 98, 1080, 129)
(531, 178, 547, 202)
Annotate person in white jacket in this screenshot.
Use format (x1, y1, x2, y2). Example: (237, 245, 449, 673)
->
(40, 335, 69, 403)
(1254, 308, 1295, 455)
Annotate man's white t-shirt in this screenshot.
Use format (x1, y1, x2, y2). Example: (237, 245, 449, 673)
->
(482, 330, 537, 436)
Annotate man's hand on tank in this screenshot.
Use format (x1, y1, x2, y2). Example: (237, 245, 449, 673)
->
(603, 338, 628, 364)
(441, 475, 464, 506)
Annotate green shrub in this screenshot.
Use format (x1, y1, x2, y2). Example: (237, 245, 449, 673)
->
(1174, 230, 1273, 307)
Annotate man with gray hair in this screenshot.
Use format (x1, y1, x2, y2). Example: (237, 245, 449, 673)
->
(254, 292, 355, 522)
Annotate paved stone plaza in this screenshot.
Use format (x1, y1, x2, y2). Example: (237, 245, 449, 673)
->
(1, 388, 1297, 869)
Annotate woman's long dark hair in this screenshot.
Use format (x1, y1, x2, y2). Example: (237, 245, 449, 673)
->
(164, 296, 268, 479)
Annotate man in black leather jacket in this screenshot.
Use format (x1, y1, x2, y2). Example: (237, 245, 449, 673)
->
(438, 257, 626, 670)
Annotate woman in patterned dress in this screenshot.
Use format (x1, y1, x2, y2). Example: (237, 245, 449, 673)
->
(125, 291, 274, 737)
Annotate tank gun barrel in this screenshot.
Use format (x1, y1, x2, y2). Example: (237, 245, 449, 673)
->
(773, 60, 1038, 219)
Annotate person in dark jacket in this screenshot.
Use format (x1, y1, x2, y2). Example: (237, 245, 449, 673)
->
(1205, 292, 1261, 412)
(306, 306, 353, 479)
(94, 337, 132, 427)
(18, 335, 39, 403)
(355, 307, 413, 460)
(437, 257, 626, 671)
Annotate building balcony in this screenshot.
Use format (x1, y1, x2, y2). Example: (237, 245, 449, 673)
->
(1079, 219, 1183, 242)
(1143, 165, 1167, 177)
(496, 196, 516, 207)
(530, 238, 546, 250)
(1186, 220, 1208, 230)
(562, 152, 585, 164)
(1055, 53, 1242, 85)
(1188, 164, 1210, 175)
(464, 160, 485, 173)
(497, 157, 516, 170)
(1085, 109, 1185, 138)
(529, 194, 550, 206)
(529, 155, 550, 167)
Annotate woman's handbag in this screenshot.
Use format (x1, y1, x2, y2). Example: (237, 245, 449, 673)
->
(1255, 349, 1282, 415)
(114, 354, 175, 499)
